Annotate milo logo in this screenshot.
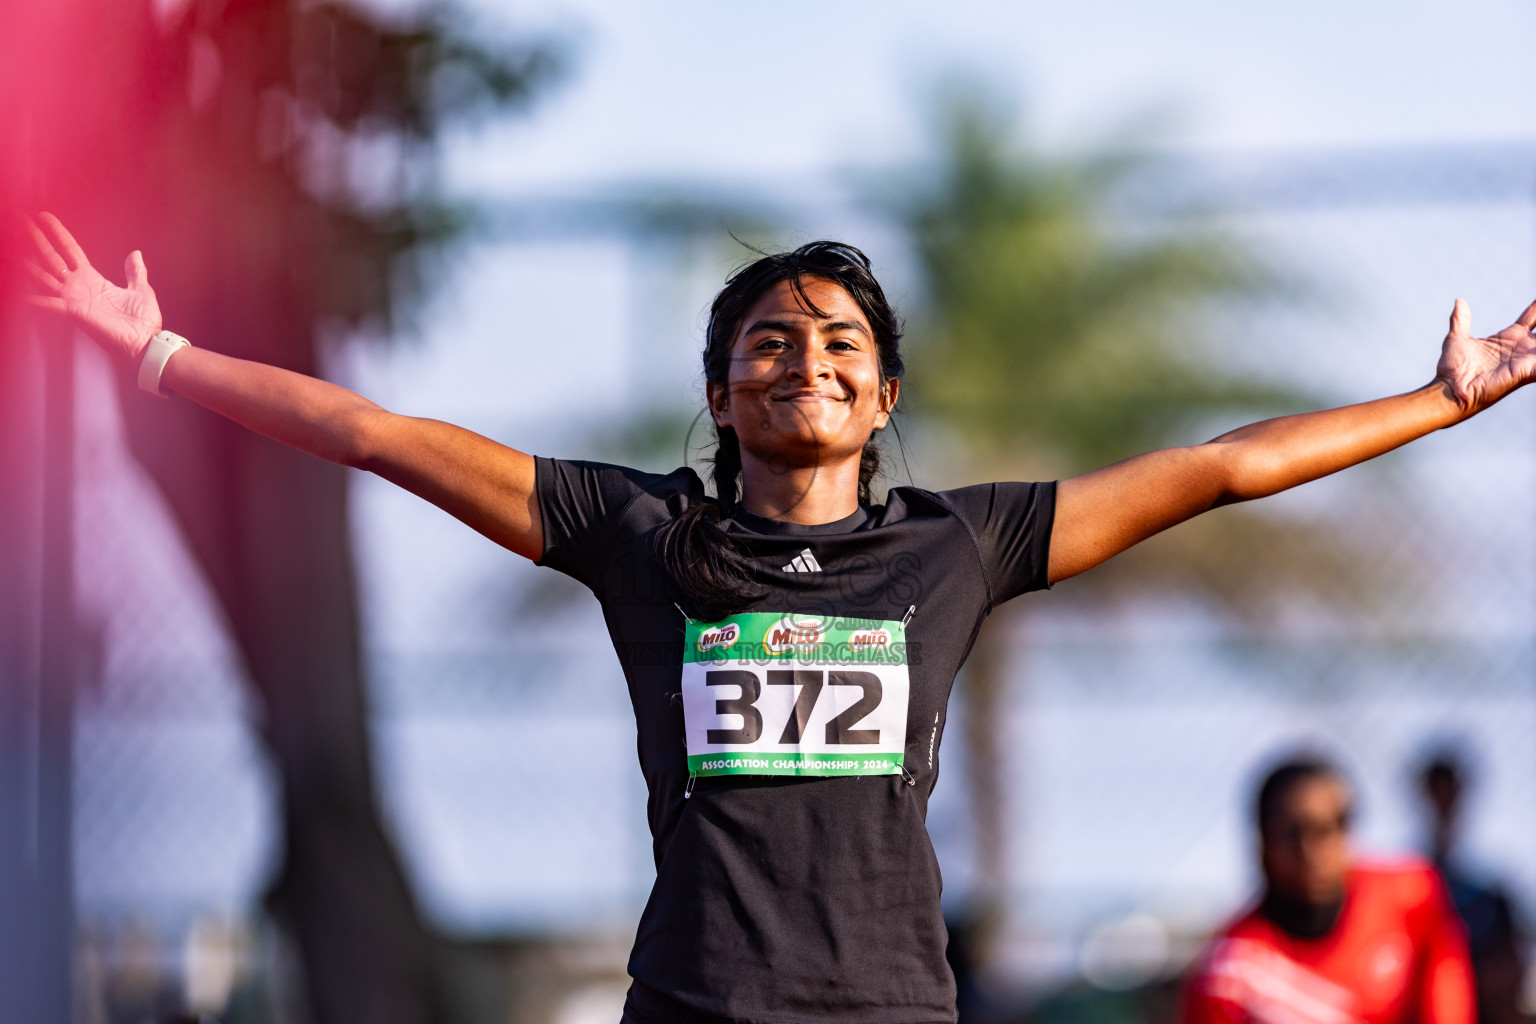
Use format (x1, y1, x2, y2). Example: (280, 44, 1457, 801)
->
(696, 623, 740, 653)
(848, 627, 892, 652)
(763, 616, 825, 655)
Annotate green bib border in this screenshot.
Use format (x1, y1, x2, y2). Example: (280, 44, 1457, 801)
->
(688, 752, 904, 778)
(685, 612, 908, 666)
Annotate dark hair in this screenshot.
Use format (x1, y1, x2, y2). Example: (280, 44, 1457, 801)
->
(1255, 757, 1348, 836)
(655, 241, 905, 621)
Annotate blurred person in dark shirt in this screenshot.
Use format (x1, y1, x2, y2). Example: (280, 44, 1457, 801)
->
(1419, 750, 1531, 1024)
(1183, 757, 1473, 1024)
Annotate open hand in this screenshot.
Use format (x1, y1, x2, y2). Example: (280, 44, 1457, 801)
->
(24, 212, 163, 366)
(1436, 297, 1536, 417)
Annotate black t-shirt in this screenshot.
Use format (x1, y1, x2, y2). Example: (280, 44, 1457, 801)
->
(535, 457, 1056, 1024)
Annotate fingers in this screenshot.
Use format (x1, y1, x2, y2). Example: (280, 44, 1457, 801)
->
(25, 258, 62, 293)
(23, 295, 68, 314)
(124, 250, 148, 288)
(21, 252, 67, 314)
(36, 212, 89, 271)
(1516, 298, 1536, 330)
(1449, 297, 1470, 337)
(26, 216, 68, 277)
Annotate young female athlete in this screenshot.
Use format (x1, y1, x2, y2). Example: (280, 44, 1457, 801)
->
(24, 214, 1536, 1024)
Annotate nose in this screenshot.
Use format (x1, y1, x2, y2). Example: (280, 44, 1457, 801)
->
(787, 344, 831, 384)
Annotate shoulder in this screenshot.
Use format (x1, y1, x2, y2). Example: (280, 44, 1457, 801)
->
(1214, 905, 1270, 945)
(881, 481, 1055, 527)
(537, 457, 706, 514)
(1349, 858, 1446, 910)
(533, 459, 709, 579)
(876, 484, 975, 523)
(1191, 905, 1267, 971)
(1194, 904, 1275, 969)
(1351, 858, 1439, 892)
(536, 456, 699, 494)
(884, 481, 1058, 604)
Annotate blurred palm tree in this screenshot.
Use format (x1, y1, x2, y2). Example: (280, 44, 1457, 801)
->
(880, 87, 1393, 935)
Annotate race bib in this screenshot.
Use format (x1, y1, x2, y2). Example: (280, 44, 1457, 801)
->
(682, 612, 910, 778)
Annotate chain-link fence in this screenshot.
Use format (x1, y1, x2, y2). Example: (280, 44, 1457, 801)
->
(66, 149, 1536, 1022)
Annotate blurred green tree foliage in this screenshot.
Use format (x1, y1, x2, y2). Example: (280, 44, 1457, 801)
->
(890, 88, 1298, 471)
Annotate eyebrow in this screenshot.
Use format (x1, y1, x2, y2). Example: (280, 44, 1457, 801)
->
(744, 317, 871, 339)
(823, 319, 872, 338)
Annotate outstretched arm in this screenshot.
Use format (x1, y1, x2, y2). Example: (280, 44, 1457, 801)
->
(1048, 297, 1536, 583)
(23, 213, 543, 560)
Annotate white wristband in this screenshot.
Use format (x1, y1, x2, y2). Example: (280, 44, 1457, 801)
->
(137, 330, 191, 398)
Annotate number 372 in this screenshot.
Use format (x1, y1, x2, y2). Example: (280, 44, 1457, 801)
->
(704, 669, 882, 746)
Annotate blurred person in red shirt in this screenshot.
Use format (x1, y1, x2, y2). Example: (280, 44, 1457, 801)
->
(1183, 757, 1474, 1024)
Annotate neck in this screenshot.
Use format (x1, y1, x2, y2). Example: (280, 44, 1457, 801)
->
(1261, 888, 1345, 940)
(737, 448, 865, 524)
(1431, 825, 1456, 865)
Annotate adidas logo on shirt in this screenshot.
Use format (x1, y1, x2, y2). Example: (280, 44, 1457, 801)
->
(781, 548, 823, 573)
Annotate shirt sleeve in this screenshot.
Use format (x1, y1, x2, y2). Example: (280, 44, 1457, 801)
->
(1419, 874, 1476, 1024)
(534, 457, 659, 592)
(938, 481, 1057, 605)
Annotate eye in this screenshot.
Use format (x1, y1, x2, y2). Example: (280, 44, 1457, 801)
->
(827, 338, 857, 351)
(755, 338, 789, 352)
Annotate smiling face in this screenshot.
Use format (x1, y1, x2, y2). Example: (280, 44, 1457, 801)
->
(707, 277, 898, 472)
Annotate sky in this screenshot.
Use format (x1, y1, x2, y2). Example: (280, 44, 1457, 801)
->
(442, 0, 1536, 196)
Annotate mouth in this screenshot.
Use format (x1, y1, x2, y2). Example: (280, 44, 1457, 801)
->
(772, 391, 847, 403)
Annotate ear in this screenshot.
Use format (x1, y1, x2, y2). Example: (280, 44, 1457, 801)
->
(873, 378, 900, 429)
(706, 380, 731, 428)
